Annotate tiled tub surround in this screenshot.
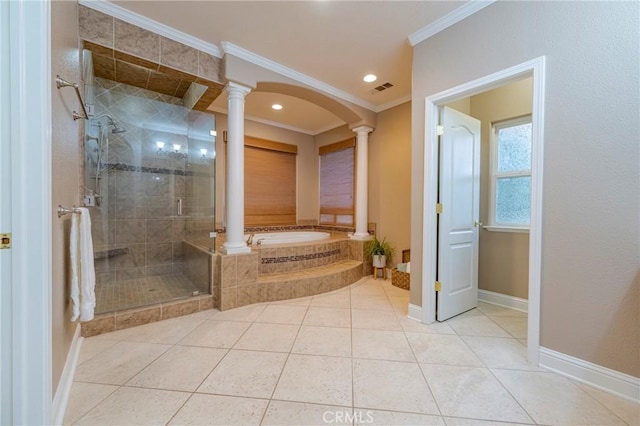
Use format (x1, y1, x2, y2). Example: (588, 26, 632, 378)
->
(218, 236, 372, 311)
(258, 239, 349, 274)
(83, 234, 371, 336)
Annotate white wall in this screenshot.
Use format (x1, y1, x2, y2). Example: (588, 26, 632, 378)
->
(411, 1, 639, 376)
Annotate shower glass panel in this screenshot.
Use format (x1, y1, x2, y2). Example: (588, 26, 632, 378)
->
(84, 69, 215, 314)
(184, 110, 217, 251)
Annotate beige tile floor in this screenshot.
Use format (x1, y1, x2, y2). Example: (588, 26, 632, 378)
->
(95, 273, 201, 314)
(66, 277, 639, 426)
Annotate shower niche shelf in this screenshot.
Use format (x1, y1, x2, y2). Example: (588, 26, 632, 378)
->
(94, 247, 129, 260)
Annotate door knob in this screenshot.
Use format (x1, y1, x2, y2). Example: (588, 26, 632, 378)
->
(474, 221, 483, 228)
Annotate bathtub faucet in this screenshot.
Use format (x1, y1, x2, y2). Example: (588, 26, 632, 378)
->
(246, 233, 255, 245)
(256, 238, 266, 246)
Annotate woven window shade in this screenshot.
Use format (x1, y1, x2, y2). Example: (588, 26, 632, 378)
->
(245, 145, 297, 226)
(319, 139, 355, 225)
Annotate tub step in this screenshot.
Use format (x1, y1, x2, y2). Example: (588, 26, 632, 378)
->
(258, 259, 362, 283)
(229, 259, 365, 306)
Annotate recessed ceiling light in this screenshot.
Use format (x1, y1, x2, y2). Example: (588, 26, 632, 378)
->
(272, 104, 283, 110)
(363, 74, 377, 83)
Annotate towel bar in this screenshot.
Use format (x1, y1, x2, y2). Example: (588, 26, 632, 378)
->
(57, 205, 82, 218)
(55, 75, 89, 121)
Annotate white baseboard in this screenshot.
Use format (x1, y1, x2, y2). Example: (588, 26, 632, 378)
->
(539, 346, 640, 403)
(51, 324, 83, 425)
(478, 289, 528, 313)
(407, 303, 422, 322)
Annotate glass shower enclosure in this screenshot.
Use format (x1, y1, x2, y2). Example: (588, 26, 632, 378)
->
(83, 58, 216, 314)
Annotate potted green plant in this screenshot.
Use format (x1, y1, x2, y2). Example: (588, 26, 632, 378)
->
(364, 237, 395, 268)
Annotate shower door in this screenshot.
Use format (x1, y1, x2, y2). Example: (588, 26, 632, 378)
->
(83, 65, 216, 314)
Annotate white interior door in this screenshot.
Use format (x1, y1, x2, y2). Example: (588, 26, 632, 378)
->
(437, 106, 481, 321)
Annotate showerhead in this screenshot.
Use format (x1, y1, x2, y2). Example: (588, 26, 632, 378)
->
(92, 113, 126, 134)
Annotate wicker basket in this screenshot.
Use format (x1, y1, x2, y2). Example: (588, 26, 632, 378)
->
(391, 268, 410, 290)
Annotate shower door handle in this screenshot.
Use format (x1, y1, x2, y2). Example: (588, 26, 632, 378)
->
(177, 198, 183, 216)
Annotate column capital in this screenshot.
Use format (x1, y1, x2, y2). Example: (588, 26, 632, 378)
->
(351, 125, 374, 135)
(224, 81, 252, 97)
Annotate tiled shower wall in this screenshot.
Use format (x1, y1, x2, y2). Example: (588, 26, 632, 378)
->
(89, 77, 215, 284)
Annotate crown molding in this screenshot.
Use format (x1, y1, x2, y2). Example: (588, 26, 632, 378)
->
(79, 1, 394, 114)
(209, 105, 344, 136)
(81, 1, 415, 117)
(78, 0, 222, 58)
(221, 42, 377, 112)
(408, 0, 496, 46)
(375, 94, 412, 113)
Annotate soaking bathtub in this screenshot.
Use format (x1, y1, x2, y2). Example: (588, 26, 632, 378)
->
(244, 231, 331, 246)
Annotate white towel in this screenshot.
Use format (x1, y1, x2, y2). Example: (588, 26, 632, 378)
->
(70, 208, 96, 322)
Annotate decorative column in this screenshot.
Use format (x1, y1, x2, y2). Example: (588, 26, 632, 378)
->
(351, 126, 374, 240)
(222, 82, 252, 254)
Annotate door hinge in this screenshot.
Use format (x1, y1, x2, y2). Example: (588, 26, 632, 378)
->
(434, 281, 442, 292)
(436, 203, 443, 214)
(437, 125, 444, 135)
(0, 233, 11, 249)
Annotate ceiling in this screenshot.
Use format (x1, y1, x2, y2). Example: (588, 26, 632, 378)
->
(110, 1, 467, 134)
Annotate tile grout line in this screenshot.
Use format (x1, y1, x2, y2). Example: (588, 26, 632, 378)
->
(469, 308, 537, 425)
(395, 294, 445, 419)
(569, 382, 637, 426)
(358, 277, 445, 419)
(77, 278, 609, 425)
(68, 382, 121, 425)
(136, 321, 222, 424)
(70, 335, 175, 423)
(483, 310, 527, 340)
(163, 304, 260, 425)
(485, 367, 539, 425)
(257, 298, 311, 425)
(349, 283, 355, 415)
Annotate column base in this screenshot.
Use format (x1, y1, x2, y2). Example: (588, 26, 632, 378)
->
(350, 233, 372, 241)
(221, 243, 252, 254)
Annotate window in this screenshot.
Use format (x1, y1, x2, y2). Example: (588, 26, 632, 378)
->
(243, 136, 297, 226)
(489, 116, 532, 230)
(319, 138, 355, 225)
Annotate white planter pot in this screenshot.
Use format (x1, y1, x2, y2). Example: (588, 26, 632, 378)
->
(372, 255, 386, 268)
